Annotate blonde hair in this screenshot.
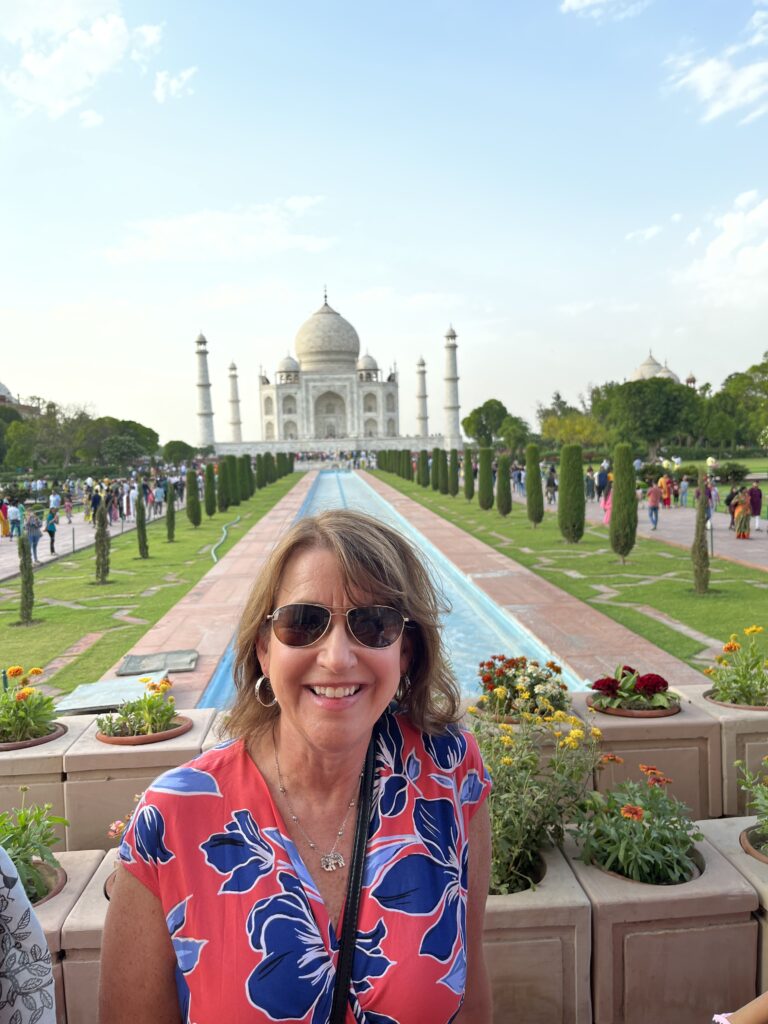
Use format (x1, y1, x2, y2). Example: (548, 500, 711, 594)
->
(227, 508, 461, 740)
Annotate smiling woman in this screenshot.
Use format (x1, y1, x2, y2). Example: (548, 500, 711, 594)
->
(99, 509, 493, 1024)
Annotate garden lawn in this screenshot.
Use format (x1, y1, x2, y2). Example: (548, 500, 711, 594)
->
(0, 476, 299, 693)
(369, 471, 768, 673)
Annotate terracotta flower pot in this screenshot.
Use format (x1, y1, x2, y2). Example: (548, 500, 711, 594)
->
(703, 690, 768, 712)
(0, 720, 68, 752)
(739, 825, 768, 865)
(95, 715, 193, 746)
(586, 695, 680, 718)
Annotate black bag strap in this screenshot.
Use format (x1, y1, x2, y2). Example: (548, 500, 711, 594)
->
(329, 733, 376, 1024)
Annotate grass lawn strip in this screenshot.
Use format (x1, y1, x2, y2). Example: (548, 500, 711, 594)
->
(0, 476, 299, 693)
(370, 471, 768, 675)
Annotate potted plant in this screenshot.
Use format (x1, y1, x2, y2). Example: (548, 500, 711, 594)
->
(734, 758, 768, 862)
(95, 675, 192, 744)
(469, 700, 602, 1023)
(0, 665, 67, 750)
(0, 787, 67, 903)
(704, 626, 768, 709)
(586, 664, 680, 717)
(565, 766, 758, 1023)
(475, 653, 572, 723)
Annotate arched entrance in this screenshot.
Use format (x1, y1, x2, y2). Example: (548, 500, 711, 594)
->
(313, 391, 347, 439)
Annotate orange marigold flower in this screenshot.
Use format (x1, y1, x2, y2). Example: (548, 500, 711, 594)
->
(723, 641, 741, 653)
(27, 667, 43, 676)
(646, 773, 673, 787)
(600, 753, 624, 764)
(638, 764, 659, 775)
(7, 666, 24, 678)
(15, 687, 34, 701)
(620, 804, 644, 821)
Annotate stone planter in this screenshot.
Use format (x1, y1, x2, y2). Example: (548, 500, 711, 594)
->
(564, 836, 758, 1024)
(63, 707, 216, 850)
(60, 850, 117, 1024)
(483, 845, 592, 1024)
(0, 715, 96, 844)
(685, 683, 768, 815)
(571, 691, 722, 819)
(34, 849, 105, 1024)
(699, 815, 768, 991)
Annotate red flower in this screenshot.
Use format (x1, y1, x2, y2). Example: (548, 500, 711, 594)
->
(646, 773, 673, 787)
(481, 673, 492, 684)
(620, 665, 637, 678)
(620, 804, 644, 821)
(635, 673, 669, 696)
(591, 677, 620, 697)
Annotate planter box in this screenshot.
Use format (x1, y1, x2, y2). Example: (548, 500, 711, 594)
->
(699, 815, 768, 991)
(61, 850, 117, 1024)
(63, 708, 216, 850)
(685, 683, 768, 815)
(564, 836, 758, 1024)
(0, 716, 96, 843)
(483, 846, 592, 1024)
(35, 849, 105, 1024)
(570, 691, 722, 819)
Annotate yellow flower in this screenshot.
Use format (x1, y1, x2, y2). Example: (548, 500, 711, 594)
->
(745, 625, 764, 636)
(552, 710, 569, 722)
(500, 756, 513, 766)
(498, 723, 514, 733)
(499, 735, 513, 747)
(6, 666, 24, 679)
(590, 727, 602, 740)
(517, 690, 531, 701)
(553, 730, 563, 738)
(567, 716, 582, 728)
(569, 728, 584, 741)
(493, 686, 508, 700)
(138, 676, 152, 683)
(559, 736, 579, 750)
(477, 695, 488, 704)
(467, 705, 478, 715)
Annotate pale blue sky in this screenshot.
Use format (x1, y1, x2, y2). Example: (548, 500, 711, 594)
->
(1, 0, 766, 444)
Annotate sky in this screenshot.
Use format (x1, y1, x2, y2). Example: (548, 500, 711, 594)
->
(1, 0, 767, 446)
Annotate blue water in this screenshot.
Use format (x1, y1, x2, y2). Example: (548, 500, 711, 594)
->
(199, 470, 585, 707)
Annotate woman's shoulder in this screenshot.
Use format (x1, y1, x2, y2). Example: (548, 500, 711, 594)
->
(144, 735, 247, 803)
(388, 710, 482, 774)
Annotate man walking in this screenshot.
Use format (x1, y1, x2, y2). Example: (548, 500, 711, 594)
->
(749, 481, 764, 533)
(647, 481, 662, 530)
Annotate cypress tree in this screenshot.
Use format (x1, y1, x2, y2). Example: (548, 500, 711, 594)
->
(136, 490, 149, 558)
(449, 449, 459, 497)
(217, 461, 229, 512)
(478, 448, 494, 510)
(95, 503, 110, 582)
(166, 479, 176, 542)
(18, 535, 34, 625)
(227, 455, 241, 505)
(610, 443, 638, 564)
(496, 455, 512, 516)
(463, 448, 474, 501)
(264, 452, 276, 483)
(238, 456, 250, 501)
(204, 464, 216, 517)
(692, 473, 710, 594)
(247, 456, 255, 495)
(526, 443, 544, 527)
(256, 454, 265, 489)
(418, 450, 429, 487)
(438, 450, 449, 494)
(558, 444, 586, 543)
(431, 447, 440, 490)
(186, 469, 202, 528)
(399, 450, 407, 479)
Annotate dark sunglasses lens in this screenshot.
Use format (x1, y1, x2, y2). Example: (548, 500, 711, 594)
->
(348, 606, 404, 648)
(273, 604, 330, 647)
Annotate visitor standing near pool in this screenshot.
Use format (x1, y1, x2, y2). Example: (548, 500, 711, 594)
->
(100, 509, 493, 1024)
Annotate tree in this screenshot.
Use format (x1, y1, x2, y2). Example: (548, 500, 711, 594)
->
(438, 450, 449, 494)
(163, 440, 197, 465)
(204, 464, 217, 517)
(4, 420, 39, 469)
(463, 448, 474, 501)
(166, 480, 176, 542)
(18, 535, 34, 625)
(226, 455, 241, 506)
(217, 461, 230, 512)
(135, 491, 149, 558)
(186, 469, 202, 528)
(526, 444, 544, 527)
(692, 473, 710, 594)
(536, 390, 578, 428)
(102, 434, 145, 467)
(557, 444, 585, 543)
(95, 503, 110, 583)
(478, 449, 494, 510)
(590, 378, 703, 459)
(449, 449, 459, 496)
(264, 452, 276, 483)
(431, 448, 440, 490)
(498, 415, 530, 457)
(237, 455, 250, 501)
(462, 399, 509, 447)
(418, 450, 429, 488)
(610, 443, 638, 564)
(256, 454, 265, 489)
(540, 411, 606, 448)
(496, 455, 512, 516)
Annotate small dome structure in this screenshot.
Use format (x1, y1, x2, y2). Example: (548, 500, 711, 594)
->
(0, 381, 14, 403)
(356, 353, 378, 371)
(656, 362, 680, 383)
(277, 354, 300, 372)
(630, 351, 663, 381)
(294, 298, 360, 372)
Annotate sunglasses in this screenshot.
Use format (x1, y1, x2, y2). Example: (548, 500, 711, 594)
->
(267, 603, 409, 649)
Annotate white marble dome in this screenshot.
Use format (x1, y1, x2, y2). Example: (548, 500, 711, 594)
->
(356, 352, 378, 371)
(295, 300, 360, 372)
(655, 363, 680, 383)
(630, 351, 663, 381)
(0, 381, 14, 402)
(277, 354, 300, 372)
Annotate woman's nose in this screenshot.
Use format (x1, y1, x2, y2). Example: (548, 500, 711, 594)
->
(316, 616, 357, 668)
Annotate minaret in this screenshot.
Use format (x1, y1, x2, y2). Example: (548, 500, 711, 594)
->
(228, 362, 243, 443)
(416, 357, 428, 438)
(195, 333, 215, 448)
(443, 325, 461, 451)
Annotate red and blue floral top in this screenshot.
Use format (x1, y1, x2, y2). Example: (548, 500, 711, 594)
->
(119, 709, 491, 1024)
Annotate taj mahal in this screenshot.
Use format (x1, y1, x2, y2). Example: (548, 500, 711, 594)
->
(196, 294, 463, 455)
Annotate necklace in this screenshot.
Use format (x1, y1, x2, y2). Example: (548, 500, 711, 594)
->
(272, 726, 360, 872)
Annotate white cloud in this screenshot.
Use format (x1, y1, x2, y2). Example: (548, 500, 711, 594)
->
(0, 4, 163, 118)
(735, 188, 760, 209)
(625, 224, 662, 242)
(681, 191, 768, 307)
(670, 212, 682, 223)
(153, 66, 197, 104)
(559, 0, 652, 21)
(104, 198, 334, 264)
(686, 227, 702, 245)
(79, 108, 103, 127)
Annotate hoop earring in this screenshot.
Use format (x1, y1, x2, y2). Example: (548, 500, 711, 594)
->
(255, 675, 277, 708)
(397, 673, 411, 703)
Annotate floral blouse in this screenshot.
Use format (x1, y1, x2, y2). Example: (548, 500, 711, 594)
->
(119, 710, 491, 1024)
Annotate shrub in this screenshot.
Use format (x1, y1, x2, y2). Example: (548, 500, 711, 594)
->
(463, 448, 474, 501)
(587, 664, 679, 711)
(526, 444, 544, 527)
(418, 450, 429, 488)
(238, 455, 250, 501)
(18, 535, 34, 624)
(0, 793, 66, 902)
(204, 464, 216, 517)
(226, 455, 241, 506)
(703, 626, 768, 705)
(691, 473, 710, 594)
(217, 461, 229, 512)
(0, 667, 55, 742)
(438, 450, 449, 494)
(264, 452, 276, 483)
(449, 449, 459, 496)
(478, 448, 494, 510)
(95, 503, 110, 583)
(717, 461, 750, 484)
(496, 455, 512, 516)
(256, 454, 265, 489)
(166, 480, 176, 542)
(610, 443, 638, 563)
(557, 444, 585, 543)
(186, 469, 202, 528)
(431, 447, 440, 490)
(135, 491, 149, 559)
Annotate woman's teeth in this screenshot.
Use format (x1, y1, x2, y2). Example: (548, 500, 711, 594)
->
(311, 686, 360, 698)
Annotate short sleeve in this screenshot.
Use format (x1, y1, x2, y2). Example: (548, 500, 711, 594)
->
(117, 791, 171, 899)
(459, 728, 492, 820)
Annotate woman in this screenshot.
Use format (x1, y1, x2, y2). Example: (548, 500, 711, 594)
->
(735, 489, 752, 540)
(25, 507, 42, 563)
(99, 510, 493, 1024)
(601, 479, 613, 525)
(0, 498, 8, 539)
(44, 509, 57, 554)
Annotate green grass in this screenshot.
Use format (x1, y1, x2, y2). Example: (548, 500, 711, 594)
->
(369, 471, 768, 674)
(0, 477, 299, 692)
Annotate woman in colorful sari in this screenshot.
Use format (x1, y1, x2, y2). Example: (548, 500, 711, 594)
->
(734, 489, 752, 540)
(0, 500, 9, 539)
